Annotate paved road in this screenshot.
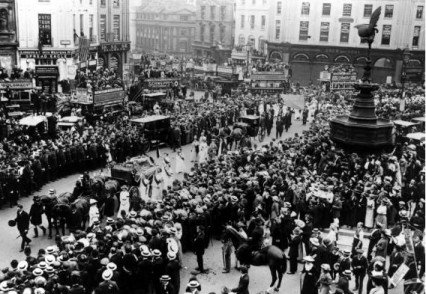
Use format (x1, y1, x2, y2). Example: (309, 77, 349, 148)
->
(0, 117, 403, 294)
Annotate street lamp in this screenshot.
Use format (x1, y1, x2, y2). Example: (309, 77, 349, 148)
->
(401, 47, 411, 110)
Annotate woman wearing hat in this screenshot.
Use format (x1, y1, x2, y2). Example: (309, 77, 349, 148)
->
(301, 256, 318, 294)
(117, 185, 130, 219)
(89, 198, 100, 227)
(317, 264, 333, 294)
(364, 195, 375, 230)
(152, 167, 164, 202)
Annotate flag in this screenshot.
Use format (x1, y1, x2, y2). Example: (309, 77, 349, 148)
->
(78, 37, 90, 62)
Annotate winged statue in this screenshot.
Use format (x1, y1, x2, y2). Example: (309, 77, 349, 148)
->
(354, 6, 381, 40)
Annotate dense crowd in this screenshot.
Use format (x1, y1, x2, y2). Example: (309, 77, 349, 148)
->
(0, 85, 423, 294)
(74, 68, 124, 92)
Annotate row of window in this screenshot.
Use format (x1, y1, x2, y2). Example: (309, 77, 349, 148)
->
(200, 5, 227, 20)
(269, 2, 424, 19)
(99, 14, 120, 41)
(137, 28, 190, 37)
(240, 15, 266, 30)
(240, 0, 268, 5)
(100, 0, 120, 8)
(199, 25, 226, 43)
(138, 13, 190, 21)
(290, 21, 422, 47)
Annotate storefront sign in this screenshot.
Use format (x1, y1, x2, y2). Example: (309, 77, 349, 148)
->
(98, 42, 130, 53)
(71, 88, 91, 103)
(145, 78, 180, 89)
(60, 40, 71, 45)
(217, 66, 233, 74)
(0, 79, 33, 90)
(331, 72, 357, 82)
(35, 66, 59, 76)
(251, 73, 286, 81)
(20, 50, 74, 59)
(93, 88, 125, 106)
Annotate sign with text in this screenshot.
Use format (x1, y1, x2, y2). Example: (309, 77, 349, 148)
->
(98, 42, 130, 53)
(144, 78, 180, 89)
(20, 50, 74, 59)
(71, 88, 90, 103)
(38, 14, 52, 45)
(0, 79, 33, 90)
(93, 88, 124, 106)
(35, 66, 59, 76)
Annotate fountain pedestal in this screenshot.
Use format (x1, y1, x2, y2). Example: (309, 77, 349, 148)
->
(330, 82, 394, 147)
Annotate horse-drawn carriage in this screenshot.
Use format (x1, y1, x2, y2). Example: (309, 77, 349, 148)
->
(238, 115, 260, 137)
(131, 115, 171, 151)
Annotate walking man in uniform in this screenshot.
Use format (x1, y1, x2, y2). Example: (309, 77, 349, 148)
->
(15, 204, 31, 252)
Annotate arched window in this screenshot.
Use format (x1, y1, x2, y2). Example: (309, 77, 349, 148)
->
(270, 51, 282, 61)
(355, 56, 368, 65)
(238, 34, 245, 46)
(293, 53, 310, 61)
(110, 54, 120, 71)
(334, 55, 350, 63)
(374, 57, 392, 68)
(258, 36, 265, 51)
(315, 54, 329, 61)
(248, 35, 255, 47)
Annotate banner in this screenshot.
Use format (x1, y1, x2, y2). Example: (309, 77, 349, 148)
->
(390, 264, 410, 286)
(0, 79, 33, 90)
(93, 88, 124, 106)
(145, 78, 179, 89)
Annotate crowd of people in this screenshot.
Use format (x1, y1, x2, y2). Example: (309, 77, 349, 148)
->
(75, 68, 124, 92)
(0, 83, 423, 294)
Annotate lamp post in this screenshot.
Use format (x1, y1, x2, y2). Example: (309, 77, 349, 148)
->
(400, 47, 411, 110)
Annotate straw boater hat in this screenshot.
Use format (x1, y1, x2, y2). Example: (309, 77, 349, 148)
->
(102, 270, 113, 281)
(303, 256, 315, 263)
(187, 280, 201, 288)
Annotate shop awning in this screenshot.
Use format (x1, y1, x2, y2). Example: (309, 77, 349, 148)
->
(393, 120, 418, 127)
(412, 117, 425, 122)
(19, 115, 47, 126)
(406, 132, 425, 141)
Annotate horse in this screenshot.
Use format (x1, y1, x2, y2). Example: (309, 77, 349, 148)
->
(223, 226, 286, 292)
(229, 127, 245, 150)
(52, 193, 90, 234)
(40, 194, 59, 239)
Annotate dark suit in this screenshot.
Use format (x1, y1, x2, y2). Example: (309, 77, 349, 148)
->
(288, 234, 302, 273)
(336, 276, 353, 294)
(232, 273, 249, 294)
(414, 241, 425, 277)
(352, 255, 368, 294)
(16, 210, 31, 249)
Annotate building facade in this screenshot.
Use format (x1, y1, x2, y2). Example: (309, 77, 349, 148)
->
(17, 0, 98, 93)
(233, 0, 425, 85)
(0, 0, 18, 74)
(192, 0, 235, 64)
(135, 0, 195, 57)
(97, 0, 131, 78)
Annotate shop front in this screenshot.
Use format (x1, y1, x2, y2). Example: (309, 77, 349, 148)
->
(266, 42, 425, 86)
(35, 66, 59, 94)
(0, 0, 18, 74)
(97, 41, 130, 78)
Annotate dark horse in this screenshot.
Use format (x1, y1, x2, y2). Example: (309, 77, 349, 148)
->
(224, 226, 287, 292)
(53, 194, 90, 234)
(41, 192, 89, 237)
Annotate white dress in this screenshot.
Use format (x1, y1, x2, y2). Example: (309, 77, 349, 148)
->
(199, 142, 208, 164)
(175, 152, 186, 173)
(162, 164, 173, 190)
(152, 173, 164, 202)
(365, 198, 375, 228)
(139, 179, 149, 201)
(89, 206, 100, 227)
(118, 191, 130, 219)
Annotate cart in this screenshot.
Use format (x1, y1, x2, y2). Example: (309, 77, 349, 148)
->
(238, 115, 260, 137)
(131, 115, 171, 151)
(110, 155, 158, 198)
